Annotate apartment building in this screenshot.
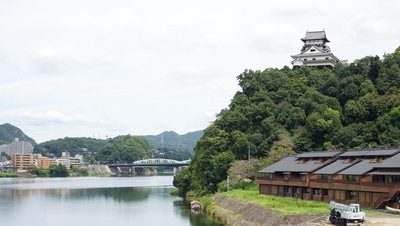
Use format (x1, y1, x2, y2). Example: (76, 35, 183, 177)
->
(11, 154, 36, 169)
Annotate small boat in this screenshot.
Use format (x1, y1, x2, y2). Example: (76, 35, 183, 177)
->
(385, 206, 400, 214)
(190, 200, 201, 211)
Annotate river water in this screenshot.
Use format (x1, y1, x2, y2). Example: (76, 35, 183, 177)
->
(0, 175, 223, 226)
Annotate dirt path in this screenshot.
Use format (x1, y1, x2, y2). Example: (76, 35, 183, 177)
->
(310, 211, 400, 226)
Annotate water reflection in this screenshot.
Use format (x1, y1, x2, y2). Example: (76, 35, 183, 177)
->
(0, 177, 223, 226)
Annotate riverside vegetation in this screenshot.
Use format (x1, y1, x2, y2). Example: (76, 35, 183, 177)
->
(174, 47, 400, 198)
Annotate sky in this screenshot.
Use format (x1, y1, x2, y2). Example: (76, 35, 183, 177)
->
(0, 0, 399, 143)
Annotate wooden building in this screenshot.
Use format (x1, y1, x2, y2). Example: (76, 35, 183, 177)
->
(291, 30, 340, 69)
(257, 149, 400, 209)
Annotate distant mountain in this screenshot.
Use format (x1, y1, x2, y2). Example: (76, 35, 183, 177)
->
(143, 130, 203, 154)
(0, 123, 37, 145)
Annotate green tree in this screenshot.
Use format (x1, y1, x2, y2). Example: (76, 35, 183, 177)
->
(95, 135, 151, 164)
(48, 164, 69, 177)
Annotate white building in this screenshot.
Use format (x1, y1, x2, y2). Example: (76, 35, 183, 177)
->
(57, 158, 71, 169)
(291, 30, 339, 69)
(0, 138, 34, 156)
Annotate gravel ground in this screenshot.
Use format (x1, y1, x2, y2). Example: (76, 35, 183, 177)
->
(305, 210, 400, 226)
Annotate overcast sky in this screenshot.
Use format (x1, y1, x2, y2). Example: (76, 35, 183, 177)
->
(1, 0, 399, 143)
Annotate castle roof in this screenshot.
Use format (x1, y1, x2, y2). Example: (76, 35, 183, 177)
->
(301, 30, 330, 42)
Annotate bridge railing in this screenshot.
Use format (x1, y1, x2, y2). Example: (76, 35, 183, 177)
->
(132, 158, 191, 165)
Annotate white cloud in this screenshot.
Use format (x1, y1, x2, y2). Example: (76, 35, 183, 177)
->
(0, 0, 399, 143)
(18, 110, 108, 125)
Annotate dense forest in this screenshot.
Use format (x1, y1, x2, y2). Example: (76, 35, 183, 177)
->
(94, 135, 152, 164)
(174, 46, 400, 195)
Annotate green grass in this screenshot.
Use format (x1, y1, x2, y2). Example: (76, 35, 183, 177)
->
(221, 188, 329, 215)
(0, 172, 18, 177)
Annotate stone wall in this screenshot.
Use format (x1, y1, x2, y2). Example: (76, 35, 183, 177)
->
(211, 194, 325, 226)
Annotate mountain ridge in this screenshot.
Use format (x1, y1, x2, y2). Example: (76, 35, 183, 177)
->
(0, 123, 37, 145)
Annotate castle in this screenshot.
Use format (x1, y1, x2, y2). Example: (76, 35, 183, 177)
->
(291, 30, 340, 69)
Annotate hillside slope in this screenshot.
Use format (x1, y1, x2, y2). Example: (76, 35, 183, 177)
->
(144, 130, 203, 153)
(0, 123, 37, 145)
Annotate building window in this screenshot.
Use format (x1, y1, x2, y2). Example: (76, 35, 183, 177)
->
(346, 191, 357, 200)
(312, 58, 316, 60)
(310, 49, 315, 52)
(326, 57, 329, 60)
(344, 175, 356, 181)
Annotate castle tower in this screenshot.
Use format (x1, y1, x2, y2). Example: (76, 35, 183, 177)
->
(291, 30, 339, 69)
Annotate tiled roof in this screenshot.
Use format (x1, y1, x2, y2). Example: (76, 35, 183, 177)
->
(339, 159, 379, 175)
(375, 153, 400, 168)
(296, 151, 341, 158)
(259, 149, 400, 175)
(339, 149, 399, 157)
(258, 156, 328, 173)
(302, 31, 328, 40)
(363, 149, 400, 156)
(313, 159, 357, 175)
(339, 150, 370, 157)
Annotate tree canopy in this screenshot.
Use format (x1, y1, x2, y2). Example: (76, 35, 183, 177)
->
(174, 46, 400, 195)
(94, 135, 151, 164)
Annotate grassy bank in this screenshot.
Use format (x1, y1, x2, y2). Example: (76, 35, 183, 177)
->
(0, 172, 18, 177)
(195, 184, 329, 215)
(221, 188, 329, 214)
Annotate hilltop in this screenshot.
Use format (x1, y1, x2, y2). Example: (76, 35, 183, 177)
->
(174, 46, 400, 195)
(144, 130, 203, 154)
(0, 123, 37, 145)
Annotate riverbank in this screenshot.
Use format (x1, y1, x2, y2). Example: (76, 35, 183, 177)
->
(209, 194, 324, 225)
(206, 193, 400, 226)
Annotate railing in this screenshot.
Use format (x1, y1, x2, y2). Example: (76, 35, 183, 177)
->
(373, 184, 400, 209)
(259, 176, 397, 193)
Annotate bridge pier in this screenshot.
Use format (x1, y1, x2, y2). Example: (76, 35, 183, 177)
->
(173, 166, 182, 175)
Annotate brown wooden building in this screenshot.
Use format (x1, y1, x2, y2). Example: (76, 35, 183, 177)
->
(257, 149, 400, 209)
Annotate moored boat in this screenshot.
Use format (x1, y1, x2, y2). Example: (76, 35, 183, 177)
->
(190, 200, 201, 211)
(385, 206, 400, 213)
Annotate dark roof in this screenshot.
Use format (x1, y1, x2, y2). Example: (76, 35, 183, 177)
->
(258, 156, 327, 173)
(339, 150, 370, 157)
(314, 159, 358, 175)
(369, 171, 400, 176)
(363, 149, 400, 156)
(375, 153, 400, 168)
(338, 149, 399, 158)
(339, 159, 379, 175)
(296, 151, 341, 158)
(301, 31, 329, 42)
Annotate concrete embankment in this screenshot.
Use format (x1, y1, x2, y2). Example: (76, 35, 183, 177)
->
(87, 165, 112, 174)
(210, 194, 325, 226)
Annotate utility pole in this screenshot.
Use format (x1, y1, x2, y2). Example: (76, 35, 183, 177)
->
(248, 144, 250, 160)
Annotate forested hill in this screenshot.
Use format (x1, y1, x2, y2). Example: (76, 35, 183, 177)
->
(144, 130, 203, 154)
(0, 123, 37, 145)
(33, 131, 202, 162)
(35, 137, 110, 158)
(174, 46, 400, 195)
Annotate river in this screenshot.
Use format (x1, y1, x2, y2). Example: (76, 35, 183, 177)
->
(0, 175, 224, 226)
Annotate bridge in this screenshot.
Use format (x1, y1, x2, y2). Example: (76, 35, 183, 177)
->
(107, 158, 190, 174)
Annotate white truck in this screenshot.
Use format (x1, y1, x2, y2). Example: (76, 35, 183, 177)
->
(328, 201, 365, 226)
